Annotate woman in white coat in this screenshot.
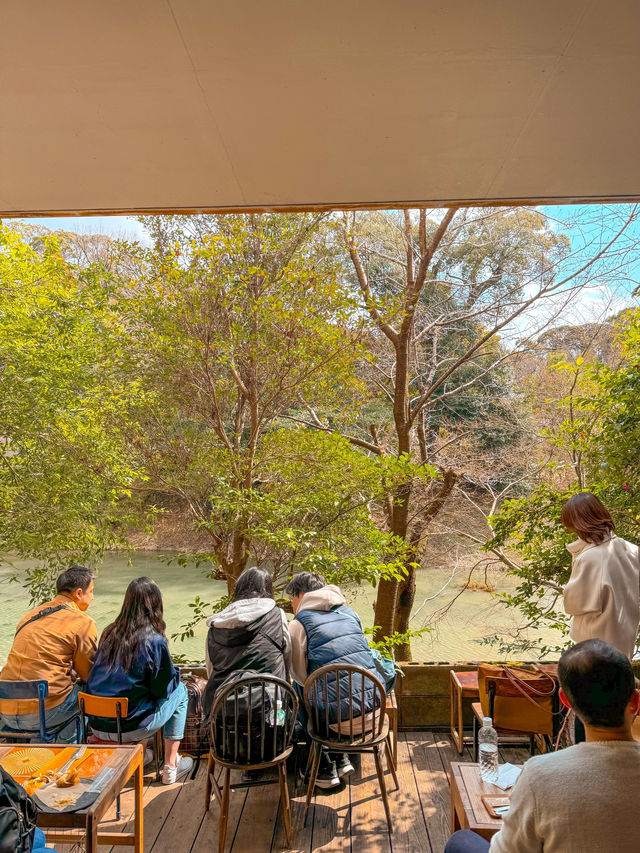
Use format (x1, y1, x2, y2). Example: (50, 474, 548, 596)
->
(562, 492, 640, 742)
(562, 492, 640, 660)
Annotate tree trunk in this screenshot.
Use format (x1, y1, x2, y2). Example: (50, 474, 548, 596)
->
(393, 468, 459, 659)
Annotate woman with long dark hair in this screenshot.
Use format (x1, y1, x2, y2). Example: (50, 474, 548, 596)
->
(87, 577, 193, 784)
(203, 566, 290, 718)
(562, 493, 640, 659)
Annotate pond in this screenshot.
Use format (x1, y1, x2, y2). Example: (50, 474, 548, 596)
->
(0, 552, 564, 664)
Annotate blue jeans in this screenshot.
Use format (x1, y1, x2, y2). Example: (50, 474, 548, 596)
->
(0, 684, 80, 743)
(92, 682, 189, 743)
(445, 830, 491, 853)
(34, 827, 56, 852)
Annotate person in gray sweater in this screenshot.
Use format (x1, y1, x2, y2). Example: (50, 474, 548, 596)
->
(445, 638, 640, 853)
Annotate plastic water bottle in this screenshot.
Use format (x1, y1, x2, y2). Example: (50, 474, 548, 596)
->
(478, 717, 499, 783)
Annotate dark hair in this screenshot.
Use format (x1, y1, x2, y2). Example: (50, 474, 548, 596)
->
(561, 492, 615, 544)
(98, 577, 166, 671)
(232, 567, 274, 601)
(558, 639, 634, 728)
(56, 565, 95, 594)
(285, 571, 326, 598)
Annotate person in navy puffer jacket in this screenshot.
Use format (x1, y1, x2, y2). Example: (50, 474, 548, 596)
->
(287, 572, 379, 791)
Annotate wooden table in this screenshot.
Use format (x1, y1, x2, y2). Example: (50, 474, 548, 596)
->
(449, 762, 505, 841)
(0, 743, 143, 853)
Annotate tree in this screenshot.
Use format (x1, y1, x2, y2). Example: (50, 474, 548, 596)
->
(0, 224, 145, 599)
(487, 307, 640, 655)
(115, 213, 406, 596)
(299, 205, 639, 658)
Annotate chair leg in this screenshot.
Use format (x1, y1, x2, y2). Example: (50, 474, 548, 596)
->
(204, 751, 215, 812)
(373, 744, 392, 833)
(384, 738, 399, 791)
(473, 715, 479, 762)
(155, 729, 163, 782)
(278, 760, 292, 847)
(219, 767, 230, 853)
(304, 743, 322, 826)
(116, 793, 121, 821)
(529, 735, 535, 757)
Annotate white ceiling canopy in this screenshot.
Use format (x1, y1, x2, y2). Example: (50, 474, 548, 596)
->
(1, 0, 639, 215)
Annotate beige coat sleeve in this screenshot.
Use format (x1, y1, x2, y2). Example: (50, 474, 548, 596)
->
(563, 551, 604, 616)
(288, 619, 308, 686)
(489, 766, 543, 853)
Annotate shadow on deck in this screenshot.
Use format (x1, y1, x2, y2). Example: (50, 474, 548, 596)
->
(50, 732, 525, 853)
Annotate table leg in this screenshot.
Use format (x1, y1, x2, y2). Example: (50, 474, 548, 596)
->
(450, 773, 464, 834)
(134, 758, 144, 853)
(87, 814, 98, 853)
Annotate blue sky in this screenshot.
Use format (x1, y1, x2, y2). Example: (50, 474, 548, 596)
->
(11, 204, 640, 316)
(12, 215, 147, 243)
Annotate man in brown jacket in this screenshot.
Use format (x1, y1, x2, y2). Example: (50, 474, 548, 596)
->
(0, 565, 97, 739)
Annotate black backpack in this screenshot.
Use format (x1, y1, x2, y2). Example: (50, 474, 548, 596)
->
(0, 767, 36, 853)
(212, 670, 285, 764)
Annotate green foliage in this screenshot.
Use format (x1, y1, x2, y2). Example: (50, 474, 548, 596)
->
(364, 626, 432, 660)
(0, 225, 148, 600)
(488, 309, 640, 654)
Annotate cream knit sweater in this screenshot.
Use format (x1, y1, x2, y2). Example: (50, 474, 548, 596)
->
(563, 534, 640, 659)
(490, 741, 640, 853)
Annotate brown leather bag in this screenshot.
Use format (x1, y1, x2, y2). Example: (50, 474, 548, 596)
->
(477, 663, 557, 736)
(180, 673, 210, 757)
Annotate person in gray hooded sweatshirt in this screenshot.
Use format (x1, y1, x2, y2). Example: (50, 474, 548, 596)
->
(203, 567, 291, 720)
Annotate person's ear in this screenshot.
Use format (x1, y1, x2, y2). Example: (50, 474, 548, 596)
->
(559, 687, 572, 711)
(629, 688, 640, 717)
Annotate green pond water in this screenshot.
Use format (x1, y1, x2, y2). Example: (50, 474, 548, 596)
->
(0, 553, 564, 664)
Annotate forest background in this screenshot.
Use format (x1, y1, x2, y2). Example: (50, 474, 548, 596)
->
(2, 204, 640, 661)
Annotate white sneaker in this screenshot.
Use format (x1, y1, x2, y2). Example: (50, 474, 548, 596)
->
(161, 754, 193, 785)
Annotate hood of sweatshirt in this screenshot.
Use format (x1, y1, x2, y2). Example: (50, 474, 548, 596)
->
(206, 597, 276, 629)
(295, 584, 346, 614)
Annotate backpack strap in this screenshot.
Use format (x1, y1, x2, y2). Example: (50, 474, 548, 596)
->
(14, 604, 70, 637)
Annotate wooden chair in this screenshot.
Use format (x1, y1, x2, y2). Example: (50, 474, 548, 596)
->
(0, 679, 81, 743)
(471, 671, 559, 760)
(303, 663, 398, 832)
(449, 670, 480, 754)
(78, 692, 163, 819)
(204, 674, 298, 853)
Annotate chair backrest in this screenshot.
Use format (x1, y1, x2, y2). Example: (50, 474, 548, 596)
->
(78, 693, 129, 719)
(303, 663, 387, 747)
(0, 680, 48, 701)
(210, 674, 298, 768)
(0, 680, 49, 740)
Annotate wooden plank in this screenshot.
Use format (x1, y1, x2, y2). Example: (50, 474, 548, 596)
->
(405, 732, 451, 853)
(190, 768, 248, 853)
(349, 751, 391, 853)
(101, 766, 184, 853)
(384, 734, 431, 853)
(147, 762, 209, 853)
(270, 766, 313, 853)
(231, 774, 281, 852)
(308, 755, 351, 853)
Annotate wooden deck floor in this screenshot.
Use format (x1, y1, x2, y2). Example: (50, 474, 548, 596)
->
(50, 733, 525, 853)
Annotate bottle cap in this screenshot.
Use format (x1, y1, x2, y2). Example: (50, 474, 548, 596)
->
(483, 717, 492, 727)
